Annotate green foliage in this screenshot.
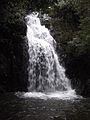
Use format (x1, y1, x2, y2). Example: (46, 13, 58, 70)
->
(53, 0, 90, 57)
(67, 0, 90, 56)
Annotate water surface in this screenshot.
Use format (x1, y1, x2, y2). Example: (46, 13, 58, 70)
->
(0, 93, 90, 120)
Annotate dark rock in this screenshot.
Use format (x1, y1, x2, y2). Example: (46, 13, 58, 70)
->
(0, 0, 29, 92)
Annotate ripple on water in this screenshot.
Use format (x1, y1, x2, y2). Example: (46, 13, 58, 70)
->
(0, 93, 89, 120)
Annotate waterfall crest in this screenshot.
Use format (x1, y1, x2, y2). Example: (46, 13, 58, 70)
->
(26, 12, 71, 92)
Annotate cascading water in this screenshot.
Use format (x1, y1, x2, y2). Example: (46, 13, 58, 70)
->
(23, 12, 77, 99)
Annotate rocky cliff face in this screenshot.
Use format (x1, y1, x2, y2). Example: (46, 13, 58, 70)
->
(0, 0, 29, 92)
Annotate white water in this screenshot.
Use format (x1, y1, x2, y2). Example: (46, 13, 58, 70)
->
(24, 12, 77, 99)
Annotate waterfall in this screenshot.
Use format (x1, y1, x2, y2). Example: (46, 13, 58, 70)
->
(24, 12, 77, 99)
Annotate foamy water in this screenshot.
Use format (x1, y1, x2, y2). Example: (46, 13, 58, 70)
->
(16, 90, 80, 100)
